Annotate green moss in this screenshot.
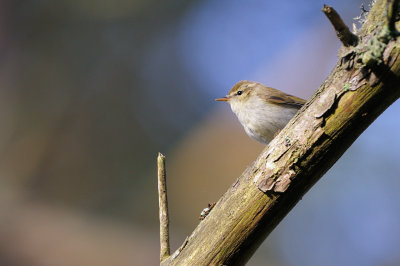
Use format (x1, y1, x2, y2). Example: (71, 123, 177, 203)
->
(343, 82, 351, 91)
(361, 36, 387, 66)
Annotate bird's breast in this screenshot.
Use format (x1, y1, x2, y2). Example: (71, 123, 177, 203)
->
(230, 99, 299, 144)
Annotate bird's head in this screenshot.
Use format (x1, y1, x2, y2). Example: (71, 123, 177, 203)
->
(215, 80, 257, 105)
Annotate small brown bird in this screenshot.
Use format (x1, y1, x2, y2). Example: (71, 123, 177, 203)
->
(216, 80, 306, 144)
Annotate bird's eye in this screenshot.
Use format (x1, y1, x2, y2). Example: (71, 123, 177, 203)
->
(237, 90, 243, 95)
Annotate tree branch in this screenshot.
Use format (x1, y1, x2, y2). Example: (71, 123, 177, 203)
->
(157, 153, 170, 262)
(161, 0, 400, 265)
(322, 4, 359, 46)
(387, 0, 399, 34)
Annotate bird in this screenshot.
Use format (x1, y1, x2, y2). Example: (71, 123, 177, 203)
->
(216, 80, 306, 144)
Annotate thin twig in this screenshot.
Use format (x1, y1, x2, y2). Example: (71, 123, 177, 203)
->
(158, 152, 170, 262)
(323, 4, 359, 47)
(387, 0, 400, 34)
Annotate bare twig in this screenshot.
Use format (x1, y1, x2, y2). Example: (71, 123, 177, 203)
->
(387, 0, 400, 34)
(157, 153, 170, 262)
(323, 4, 359, 46)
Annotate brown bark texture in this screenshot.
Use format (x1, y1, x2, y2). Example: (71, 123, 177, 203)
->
(162, 0, 400, 265)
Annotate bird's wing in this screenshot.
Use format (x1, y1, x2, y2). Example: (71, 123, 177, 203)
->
(264, 88, 306, 107)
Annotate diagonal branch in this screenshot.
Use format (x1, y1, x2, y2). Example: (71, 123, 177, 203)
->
(161, 0, 400, 265)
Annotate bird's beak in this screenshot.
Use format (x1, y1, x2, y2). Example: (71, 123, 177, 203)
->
(215, 96, 228, 102)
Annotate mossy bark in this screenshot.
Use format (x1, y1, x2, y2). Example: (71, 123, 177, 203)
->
(161, 0, 400, 265)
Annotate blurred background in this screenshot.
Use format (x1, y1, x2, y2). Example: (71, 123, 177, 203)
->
(0, 0, 399, 265)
